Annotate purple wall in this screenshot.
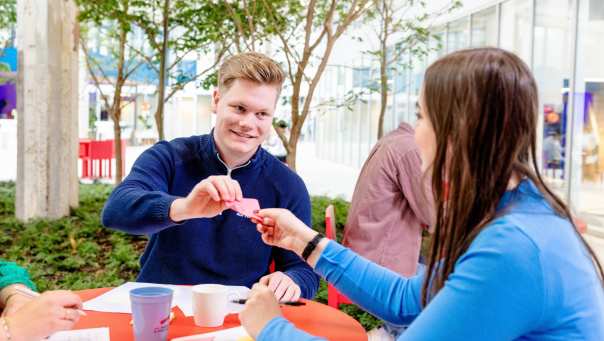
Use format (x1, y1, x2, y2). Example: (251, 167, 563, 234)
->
(0, 83, 16, 118)
(0, 48, 17, 119)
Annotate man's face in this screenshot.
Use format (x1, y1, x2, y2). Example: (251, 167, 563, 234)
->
(212, 79, 278, 163)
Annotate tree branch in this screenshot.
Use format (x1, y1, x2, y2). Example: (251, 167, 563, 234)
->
(163, 45, 227, 103)
(127, 42, 159, 73)
(259, 0, 297, 83)
(80, 37, 111, 110)
(302, 0, 318, 54)
(166, 41, 212, 74)
(138, 22, 161, 52)
(242, 0, 257, 50)
(335, 0, 372, 38)
(223, 0, 251, 52)
(123, 59, 146, 80)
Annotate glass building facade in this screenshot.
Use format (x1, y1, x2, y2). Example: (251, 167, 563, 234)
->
(315, 0, 604, 233)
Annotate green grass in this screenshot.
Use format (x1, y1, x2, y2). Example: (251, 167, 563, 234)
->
(0, 182, 381, 330)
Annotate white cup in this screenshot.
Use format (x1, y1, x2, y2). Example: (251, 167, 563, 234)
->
(192, 284, 233, 327)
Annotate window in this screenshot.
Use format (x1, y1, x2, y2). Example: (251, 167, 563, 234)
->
(447, 17, 470, 52)
(573, 0, 604, 229)
(337, 66, 346, 87)
(500, 0, 532, 64)
(471, 6, 498, 47)
(533, 0, 573, 196)
(353, 67, 370, 88)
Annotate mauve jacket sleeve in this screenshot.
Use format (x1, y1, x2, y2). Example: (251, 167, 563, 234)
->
(395, 148, 434, 227)
(101, 141, 182, 235)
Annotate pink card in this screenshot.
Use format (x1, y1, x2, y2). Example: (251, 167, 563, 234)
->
(225, 198, 260, 219)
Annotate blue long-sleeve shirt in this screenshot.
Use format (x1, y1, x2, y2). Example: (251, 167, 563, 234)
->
(101, 133, 319, 298)
(259, 180, 604, 340)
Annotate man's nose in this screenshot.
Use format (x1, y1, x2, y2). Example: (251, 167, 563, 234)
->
(238, 113, 255, 129)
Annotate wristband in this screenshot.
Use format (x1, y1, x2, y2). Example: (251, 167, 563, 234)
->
(301, 233, 324, 261)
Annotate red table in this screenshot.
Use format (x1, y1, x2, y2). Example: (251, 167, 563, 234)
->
(75, 288, 367, 341)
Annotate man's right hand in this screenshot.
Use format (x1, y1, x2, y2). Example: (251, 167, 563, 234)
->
(170, 176, 243, 221)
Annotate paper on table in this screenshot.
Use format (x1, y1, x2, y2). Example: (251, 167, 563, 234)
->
(83, 282, 250, 317)
(83, 282, 183, 314)
(171, 326, 252, 341)
(47, 327, 110, 341)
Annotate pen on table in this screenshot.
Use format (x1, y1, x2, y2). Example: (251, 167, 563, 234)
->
(14, 287, 87, 316)
(231, 299, 306, 306)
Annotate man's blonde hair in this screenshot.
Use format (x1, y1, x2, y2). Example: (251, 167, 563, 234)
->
(218, 52, 285, 94)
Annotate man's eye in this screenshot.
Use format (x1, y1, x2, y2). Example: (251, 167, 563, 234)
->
(236, 106, 245, 112)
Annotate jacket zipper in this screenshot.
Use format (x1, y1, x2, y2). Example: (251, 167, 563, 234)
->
(216, 153, 251, 177)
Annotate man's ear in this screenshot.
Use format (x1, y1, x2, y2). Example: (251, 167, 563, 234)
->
(211, 89, 220, 114)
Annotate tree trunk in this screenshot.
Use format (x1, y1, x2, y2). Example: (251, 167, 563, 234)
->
(285, 145, 297, 170)
(111, 19, 128, 185)
(112, 108, 123, 184)
(154, 0, 170, 141)
(286, 121, 302, 170)
(286, 36, 337, 171)
(154, 95, 165, 141)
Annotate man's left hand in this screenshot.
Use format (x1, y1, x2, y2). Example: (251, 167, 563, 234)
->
(259, 271, 301, 302)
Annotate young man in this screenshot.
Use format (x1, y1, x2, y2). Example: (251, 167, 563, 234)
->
(101, 52, 318, 301)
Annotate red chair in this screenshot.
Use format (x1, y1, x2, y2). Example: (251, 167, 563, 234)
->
(325, 204, 353, 308)
(79, 139, 92, 178)
(79, 139, 126, 180)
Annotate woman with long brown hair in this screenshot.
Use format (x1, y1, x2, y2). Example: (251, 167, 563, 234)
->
(238, 48, 604, 340)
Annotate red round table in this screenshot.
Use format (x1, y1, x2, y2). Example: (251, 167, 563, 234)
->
(75, 288, 367, 340)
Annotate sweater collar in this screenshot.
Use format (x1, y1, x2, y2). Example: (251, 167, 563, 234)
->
(202, 129, 265, 175)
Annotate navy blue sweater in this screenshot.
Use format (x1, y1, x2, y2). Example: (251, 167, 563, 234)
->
(101, 134, 319, 298)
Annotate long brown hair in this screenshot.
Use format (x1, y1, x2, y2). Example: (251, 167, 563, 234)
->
(420, 47, 604, 306)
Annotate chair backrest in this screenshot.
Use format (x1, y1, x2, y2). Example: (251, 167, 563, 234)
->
(325, 204, 335, 240)
(90, 140, 114, 159)
(324, 203, 354, 307)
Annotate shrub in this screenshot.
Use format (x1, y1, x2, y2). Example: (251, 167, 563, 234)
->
(0, 182, 381, 330)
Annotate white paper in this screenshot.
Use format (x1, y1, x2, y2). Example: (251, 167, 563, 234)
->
(171, 326, 251, 341)
(47, 327, 110, 341)
(83, 282, 250, 317)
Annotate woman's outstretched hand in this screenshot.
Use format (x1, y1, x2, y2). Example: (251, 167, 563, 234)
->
(251, 208, 318, 256)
